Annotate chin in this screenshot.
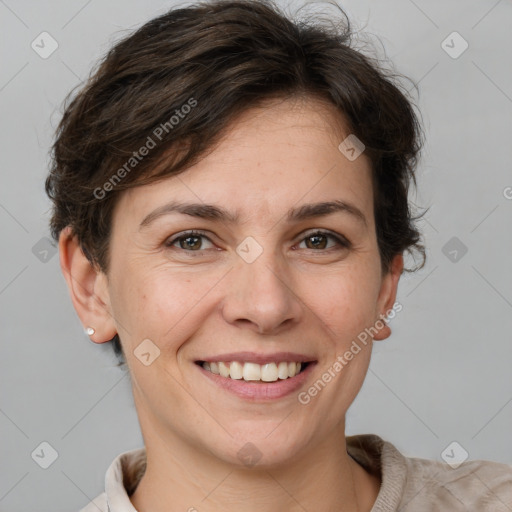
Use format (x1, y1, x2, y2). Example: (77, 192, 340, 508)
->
(207, 425, 311, 470)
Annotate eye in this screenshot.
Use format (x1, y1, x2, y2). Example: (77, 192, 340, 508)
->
(297, 230, 351, 251)
(165, 230, 215, 252)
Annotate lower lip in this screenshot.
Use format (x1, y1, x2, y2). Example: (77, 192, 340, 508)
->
(196, 362, 316, 401)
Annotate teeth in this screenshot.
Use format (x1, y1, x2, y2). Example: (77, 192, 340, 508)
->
(277, 361, 288, 379)
(201, 361, 303, 382)
(261, 363, 278, 382)
(218, 361, 230, 378)
(230, 361, 243, 380)
(243, 362, 261, 381)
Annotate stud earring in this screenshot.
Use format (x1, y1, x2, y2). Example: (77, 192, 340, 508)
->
(86, 327, 96, 336)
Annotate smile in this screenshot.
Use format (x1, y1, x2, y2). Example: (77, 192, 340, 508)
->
(198, 360, 310, 382)
(194, 351, 317, 400)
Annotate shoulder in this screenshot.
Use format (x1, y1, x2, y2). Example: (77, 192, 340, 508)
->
(78, 491, 108, 512)
(347, 434, 512, 511)
(76, 446, 146, 512)
(383, 438, 512, 511)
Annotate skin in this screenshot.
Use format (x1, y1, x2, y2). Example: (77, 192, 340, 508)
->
(60, 95, 403, 512)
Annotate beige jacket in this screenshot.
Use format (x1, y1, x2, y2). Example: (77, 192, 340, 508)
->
(79, 434, 512, 511)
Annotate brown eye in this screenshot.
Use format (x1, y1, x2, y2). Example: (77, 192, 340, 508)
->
(299, 230, 351, 251)
(165, 230, 214, 251)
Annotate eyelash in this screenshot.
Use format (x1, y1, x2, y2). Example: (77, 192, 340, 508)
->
(164, 229, 351, 254)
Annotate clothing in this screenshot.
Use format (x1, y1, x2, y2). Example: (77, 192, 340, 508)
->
(79, 434, 512, 511)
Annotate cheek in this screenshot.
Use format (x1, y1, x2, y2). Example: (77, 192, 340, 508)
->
(305, 265, 381, 341)
(113, 268, 218, 354)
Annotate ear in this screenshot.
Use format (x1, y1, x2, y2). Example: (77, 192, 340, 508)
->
(58, 226, 118, 344)
(372, 253, 403, 341)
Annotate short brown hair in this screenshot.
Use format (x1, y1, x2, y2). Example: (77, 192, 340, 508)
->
(45, 0, 426, 366)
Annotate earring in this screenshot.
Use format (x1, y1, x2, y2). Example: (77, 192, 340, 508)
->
(86, 327, 96, 336)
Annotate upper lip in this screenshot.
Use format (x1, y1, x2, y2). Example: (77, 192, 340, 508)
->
(196, 351, 316, 365)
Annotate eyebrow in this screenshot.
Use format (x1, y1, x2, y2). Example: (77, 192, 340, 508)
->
(139, 199, 368, 230)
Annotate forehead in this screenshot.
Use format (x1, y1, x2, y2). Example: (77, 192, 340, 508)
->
(113, 96, 374, 229)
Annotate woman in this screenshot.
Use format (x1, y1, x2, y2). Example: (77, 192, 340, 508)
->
(45, 0, 512, 510)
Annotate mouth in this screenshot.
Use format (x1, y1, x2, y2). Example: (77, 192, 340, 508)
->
(195, 360, 313, 383)
(194, 354, 317, 401)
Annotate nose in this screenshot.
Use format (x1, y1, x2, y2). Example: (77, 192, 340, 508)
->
(221, 244, 303, 335)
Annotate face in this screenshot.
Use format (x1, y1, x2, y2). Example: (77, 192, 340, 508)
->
(97, 96, 401, 468)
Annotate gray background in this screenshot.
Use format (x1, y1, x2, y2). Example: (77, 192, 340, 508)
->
(1, 0, 511, 510)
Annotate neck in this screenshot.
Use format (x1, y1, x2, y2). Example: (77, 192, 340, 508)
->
(130, 421, 380, 512)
